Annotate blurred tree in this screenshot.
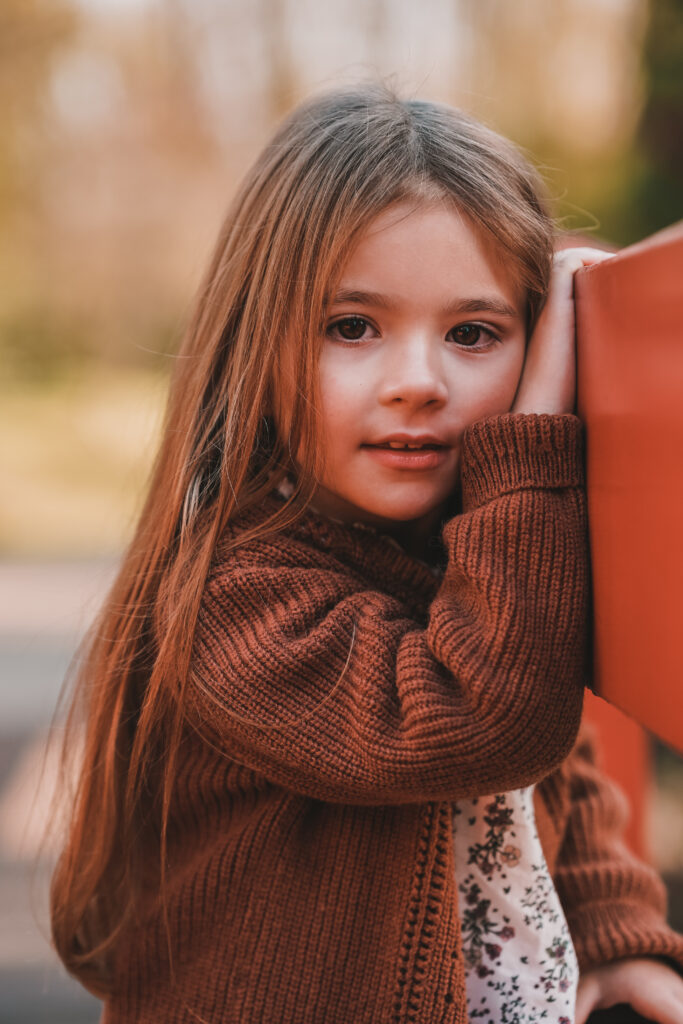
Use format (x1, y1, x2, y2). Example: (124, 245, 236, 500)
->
(156, 0, 215, 152)
(0, 0, 80, 377)
(3, 0, 678, 381)
(0, 0, 78, 217)
(629, 0, 683, 238)
(2, 0, 224, 379)
(458, 0, 651, 245)
(260, 0, 295, 120)
(544, 0, 683, 247)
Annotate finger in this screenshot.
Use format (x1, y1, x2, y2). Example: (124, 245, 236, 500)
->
(543, 252, 585, 301)
(554, 246, 616, 260)
(553, 247, 616, 270)
(629, 989, 683, 1024)
(589, 962, 683, 1024)
(575, 977, 601, 1024)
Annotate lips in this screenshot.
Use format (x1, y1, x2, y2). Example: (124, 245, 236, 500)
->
(369, 442, 443, 450)
(361, 438, 450, 471)
(363, 433, 448, 450)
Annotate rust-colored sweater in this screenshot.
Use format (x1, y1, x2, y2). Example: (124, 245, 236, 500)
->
(104, 413, 683, 1023)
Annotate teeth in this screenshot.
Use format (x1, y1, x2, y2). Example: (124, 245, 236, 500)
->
(387, 441, 423, 449)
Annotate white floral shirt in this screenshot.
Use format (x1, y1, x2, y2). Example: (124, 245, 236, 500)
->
(453, 785, 579, 1023)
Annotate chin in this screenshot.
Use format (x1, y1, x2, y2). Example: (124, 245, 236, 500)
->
(365, 495, 446, 525)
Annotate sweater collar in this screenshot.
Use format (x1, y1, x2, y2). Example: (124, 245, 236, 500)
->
(266, 476, 446, 611)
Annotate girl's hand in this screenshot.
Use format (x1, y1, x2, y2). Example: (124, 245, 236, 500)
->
(511, 247, 614, 416)
(575, 957, 683, 1024)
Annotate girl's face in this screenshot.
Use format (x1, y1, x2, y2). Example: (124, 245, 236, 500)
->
(278, 200, 528, 549)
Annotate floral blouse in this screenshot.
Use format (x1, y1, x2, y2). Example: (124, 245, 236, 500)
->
(453, 785, 579, 1022)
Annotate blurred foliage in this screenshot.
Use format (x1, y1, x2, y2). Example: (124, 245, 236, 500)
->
(0, 0, 83, 381)
(0, 365, 167, 556)
(0, 308, 90, 384)
(1, 307, 185, 384)
(627, 0, 683, 239)
(0, 0, 79, 215)
(545, 0, 682, 247)
(0, 0, 681, 553)
(1, 0, 681, 384)
(655, 738, 683, 786)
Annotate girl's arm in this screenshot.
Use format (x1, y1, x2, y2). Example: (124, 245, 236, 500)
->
(189, 411, 589, 805)
(538, 726, 683, 1020)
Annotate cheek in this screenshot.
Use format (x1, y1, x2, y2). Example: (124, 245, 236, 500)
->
(459, 342, 526, 420)
(502, 342, 526, 397)
(318, 354, 368, 432)
(497, 336, 526, 387)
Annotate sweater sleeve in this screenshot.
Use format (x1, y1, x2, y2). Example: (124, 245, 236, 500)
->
(189, 412, 589, 804)
(546, 727, 683, 974)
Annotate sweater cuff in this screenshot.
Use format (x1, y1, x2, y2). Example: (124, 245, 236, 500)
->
(566, 900, 683, 975)
(460, 413, 585, 511)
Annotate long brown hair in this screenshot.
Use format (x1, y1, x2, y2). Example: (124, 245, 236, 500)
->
(50, 81, 555, 996)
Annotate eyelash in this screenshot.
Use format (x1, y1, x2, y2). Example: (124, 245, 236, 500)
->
(325, 316, 501, 350)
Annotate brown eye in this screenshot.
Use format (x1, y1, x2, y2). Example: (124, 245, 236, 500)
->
(329, 316, 369, 341)
(447, 323, 498, 348)
(452, 324, 482, 345)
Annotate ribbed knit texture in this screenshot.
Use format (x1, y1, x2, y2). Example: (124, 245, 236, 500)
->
(102, 412, 683, 1024)
(537, 726, 683, 975)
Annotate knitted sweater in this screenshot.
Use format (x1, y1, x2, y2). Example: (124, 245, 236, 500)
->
(103, 413, 683, 1024)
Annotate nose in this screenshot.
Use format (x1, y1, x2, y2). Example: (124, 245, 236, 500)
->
(377, 332, 449, 409)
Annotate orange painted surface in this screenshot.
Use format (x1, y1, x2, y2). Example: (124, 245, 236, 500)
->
(582, 689, 651, 861)
(575, 223, 683, 755)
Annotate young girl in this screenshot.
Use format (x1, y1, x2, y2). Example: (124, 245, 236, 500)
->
(51, 84, 683, 1023)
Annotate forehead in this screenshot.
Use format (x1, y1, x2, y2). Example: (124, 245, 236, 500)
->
(331, 200, 525, 317)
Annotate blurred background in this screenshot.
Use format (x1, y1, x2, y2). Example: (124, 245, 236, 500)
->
(1, 0, 681, 1019)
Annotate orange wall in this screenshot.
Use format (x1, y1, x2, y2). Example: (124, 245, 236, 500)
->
(583, 689, 651, 861)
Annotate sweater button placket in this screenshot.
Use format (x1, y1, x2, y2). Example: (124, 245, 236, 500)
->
(439, 989, 456, 1024)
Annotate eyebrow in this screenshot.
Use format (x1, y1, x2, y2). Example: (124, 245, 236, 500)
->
(328, 288, 520, 319)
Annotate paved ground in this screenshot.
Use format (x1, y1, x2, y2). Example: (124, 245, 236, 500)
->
(1, 560, 681, 1023)
(0, 562, 115, 1022)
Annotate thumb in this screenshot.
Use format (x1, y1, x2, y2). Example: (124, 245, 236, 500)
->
(575, 975, 601, 1024)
